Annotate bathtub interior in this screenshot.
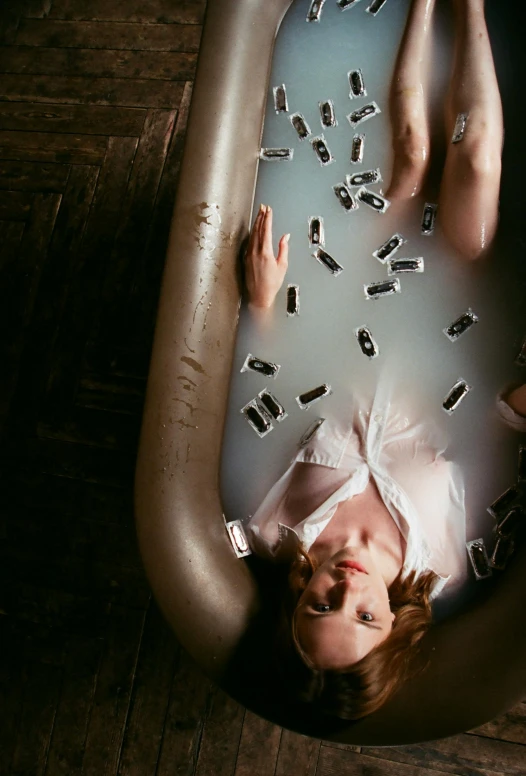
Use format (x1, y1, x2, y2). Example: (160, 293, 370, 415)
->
(136, 0, 526, 746)
(221, 0, 525, 621)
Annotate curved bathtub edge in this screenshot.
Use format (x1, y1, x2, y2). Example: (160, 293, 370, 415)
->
(134, 0, 294, 681)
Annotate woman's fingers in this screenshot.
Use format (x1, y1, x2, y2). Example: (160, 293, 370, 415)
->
(247, 203, 285, 264)
(263, 205, 274, 255)
(247, 205, 264, 256)
(259, 204, 269, 246)
(277, 234, 290, 266)
(257, 205, 265, 244)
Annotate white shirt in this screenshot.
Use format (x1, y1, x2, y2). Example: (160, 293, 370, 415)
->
(247, 383, 468, 601)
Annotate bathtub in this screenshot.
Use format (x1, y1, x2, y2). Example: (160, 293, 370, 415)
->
(135, 0, 526, 744)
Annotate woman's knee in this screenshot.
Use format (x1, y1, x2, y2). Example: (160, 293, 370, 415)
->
(452, 134, 502, 182)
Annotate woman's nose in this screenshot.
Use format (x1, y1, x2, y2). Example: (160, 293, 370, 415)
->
(335, 576, 361, 595)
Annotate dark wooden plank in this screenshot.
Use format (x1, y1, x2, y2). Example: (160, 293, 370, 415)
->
(86, 108, 176, 364)
(0, 579, 110, 635)
(49, 0, 206, 24)
(1, 2, 52, 46)
(130, 81, 193, 347)
(233, 710, 282, 776)
(0, 73, 185, 109)
(317, 746, 476, 776)
(16, 19, 202, 51)
(80, 604, 146, 776)
(0, 470, 133, 525)
(45, 633, 105, 776)
(0, 46, 198, 81)
(0, 101, 146, 135)
(77, 519, 142, 569)
(1, 544, 150, 610)
(37, 404, 142, 450)
(0, 159, 70, 191)
(0, 219, 25, 269)
(18, 620, 67, 666)
(0, 129, 107, 164)
(10, 627, 65, 776)
(76, 373, 146, 415)
(0, 3, 22, 45)
(363, 734, 526, 776)
(0, 189, 32, 220)
(0, 617, 26, 770)
(82, 340, 152, 379)
(0, 192, 61, 433)
(157, 650, 211, 776)
(1, 165, 98, 447)
(0, 219, 26, 425)
(195, 687, 245, 776)
(36, 135, 138, 427)
(118, 602, 179, 776)
(10, 192, 62, 335)
(8, 437, 137, 486)
(25, 0, 53, 18)
(275, 729, 320, 776)
(4, 508, 142, 571)
(469, 703, 526, 745)
(1, 574, 74, 627)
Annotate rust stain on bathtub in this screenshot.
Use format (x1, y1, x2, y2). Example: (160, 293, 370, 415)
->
(192, 203, 222, 254)
(192, 294, 207, 326)
(174, 418, 199, 430)
(177, 374, 197, 392)
(178, 375, 197, 387)
(202, 301, 212, 331)
(180, 356, 209, 376)
(171, 398, 196, 415)
(183, 337, 196, 354)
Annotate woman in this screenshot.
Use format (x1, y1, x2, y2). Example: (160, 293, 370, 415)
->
(243, 204, 526, 720)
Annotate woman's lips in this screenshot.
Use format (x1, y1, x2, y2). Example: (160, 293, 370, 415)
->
(336, 560, 368, 574)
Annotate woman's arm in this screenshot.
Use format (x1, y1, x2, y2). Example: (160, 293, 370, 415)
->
(244, 204, 289, 321)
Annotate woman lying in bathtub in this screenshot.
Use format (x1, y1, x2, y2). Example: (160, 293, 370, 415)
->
(243, 204, 525, 721)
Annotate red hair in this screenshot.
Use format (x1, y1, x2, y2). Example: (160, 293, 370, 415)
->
(275, 547, 438, 720)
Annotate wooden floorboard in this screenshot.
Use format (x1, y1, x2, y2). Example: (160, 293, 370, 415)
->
(16, 19, 202, 51)
(0, 1, 525, 774)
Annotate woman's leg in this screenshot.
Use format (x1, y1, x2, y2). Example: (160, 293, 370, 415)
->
(438, 0, 503, 261)
(387, 0, 436, 200)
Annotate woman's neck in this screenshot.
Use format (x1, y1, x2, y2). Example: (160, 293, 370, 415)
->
(309, 480, 405, 587)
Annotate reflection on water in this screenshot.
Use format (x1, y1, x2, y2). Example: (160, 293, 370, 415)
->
(220, 0, 525, 610)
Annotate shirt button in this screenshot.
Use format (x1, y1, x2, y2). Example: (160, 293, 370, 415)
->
(374, 414, 382, 423)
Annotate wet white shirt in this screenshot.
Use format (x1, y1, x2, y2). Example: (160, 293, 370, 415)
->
(247, 384, 468, 601)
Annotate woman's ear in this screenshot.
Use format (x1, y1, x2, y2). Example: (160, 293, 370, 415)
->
(390, 611, 396, 623)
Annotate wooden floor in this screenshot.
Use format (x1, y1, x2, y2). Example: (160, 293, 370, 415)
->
(0, 1, 525, 774)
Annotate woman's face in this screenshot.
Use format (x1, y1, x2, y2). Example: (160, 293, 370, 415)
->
(295, 547, 395, 670)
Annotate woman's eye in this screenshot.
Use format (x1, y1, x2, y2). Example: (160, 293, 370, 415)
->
(359, 612, 374, 622)
(313, 603, 331, 613)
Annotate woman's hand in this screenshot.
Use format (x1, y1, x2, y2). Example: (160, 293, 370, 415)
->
(244, 204, 289, 312)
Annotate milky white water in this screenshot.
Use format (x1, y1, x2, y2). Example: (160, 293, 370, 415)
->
(220, 0, 525, 604)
